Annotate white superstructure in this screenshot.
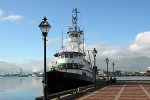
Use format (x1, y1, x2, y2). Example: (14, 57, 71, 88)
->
(53, 8, 96, 79)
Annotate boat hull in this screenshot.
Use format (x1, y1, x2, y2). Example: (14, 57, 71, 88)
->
(46, 70, 94, 94)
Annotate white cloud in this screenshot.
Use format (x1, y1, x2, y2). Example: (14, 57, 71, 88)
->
(0, 9, 23, 22)
(0, 54, 15, 59)
(0, 9, 4, 17)
(82, 38, 150, 72)
(2, 15, 23, 22)
(130, 31, 150, 57)
(47, 38, 60, 44)
(101, 50, 119, 56)
(2, 31, 150, 72)
(0, 57, 57, 73)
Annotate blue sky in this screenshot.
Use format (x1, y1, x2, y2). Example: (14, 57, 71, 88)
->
(1, 0, 150, 72)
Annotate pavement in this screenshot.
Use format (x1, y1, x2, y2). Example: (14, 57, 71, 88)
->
(76, 82, 150, 100)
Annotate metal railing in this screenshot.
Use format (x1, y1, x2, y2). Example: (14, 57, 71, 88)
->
(35, 81, 106, 100)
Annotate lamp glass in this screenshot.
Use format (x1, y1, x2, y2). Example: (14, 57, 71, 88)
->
(92, 48, 97, 56)
(39, 18, 51, 34)
(105, 58, 109, 63)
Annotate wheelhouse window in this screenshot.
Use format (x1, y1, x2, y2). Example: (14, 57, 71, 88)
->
(61, 54, 65, 58)
(74, 54, 77, 58)
(65, 54, 69, 58)
(70, 54, 73, 58)
(73, 65, 79, 69)
(58, 64, 66, 69)
(57, 63, 84, 69)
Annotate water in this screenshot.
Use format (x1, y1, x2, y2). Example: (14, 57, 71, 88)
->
(0, 77, 43, 100)
(1, 76, 150, 100)
(116, 76, 150, 80)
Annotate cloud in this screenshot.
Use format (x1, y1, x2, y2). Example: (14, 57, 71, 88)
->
(0, 54, 15, 59)
(0, 9, 23, 22)
(130, 31, 150, 57)
(83, 37, 150, 72)
(2, 15, 23, 22)
(1, 31, 150, 72)
(47, 38, 60, 44)
(0, 61, 18, 72)
(84, 42, 122, 57)
(0, 9, 4, 17)
(0, 57, 58, 73)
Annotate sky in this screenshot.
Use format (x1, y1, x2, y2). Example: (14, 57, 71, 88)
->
(1, 0, 150, 73)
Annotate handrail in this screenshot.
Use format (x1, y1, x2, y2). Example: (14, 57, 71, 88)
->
(35, 82, 106, 100)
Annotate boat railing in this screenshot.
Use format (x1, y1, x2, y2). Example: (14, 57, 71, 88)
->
(35, 80, 106, 100)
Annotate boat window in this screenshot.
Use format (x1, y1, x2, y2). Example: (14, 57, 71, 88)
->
(62, 64, 66, 69)
(74, 54, 77, 58)
(78, 55, 81, 58)
(61, 54, 65, 58)
(58, 64, 66, 69)
(70, 54, 73, 58)
(67, 63, 73, 69)
(75, 34, 78, 37)
(71, 34, 78, 38)
(65, 54, 69, 58)
(80, 65, 84, 68)
(74, 65, 79, 69)
(58, 63, 84, 69)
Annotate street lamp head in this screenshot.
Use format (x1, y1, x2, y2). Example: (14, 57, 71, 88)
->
(39, 16, 51, 37)
(112, 62, 115, 66)
(105, 58, 109, 63)
(92, 48, 97, 57)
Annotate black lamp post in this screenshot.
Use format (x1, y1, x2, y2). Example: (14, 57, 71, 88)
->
(112, 62, 115, 78)
(105, 58, 109, 82)
(39, 17, 51, 100)
(92, 48, 97, 90)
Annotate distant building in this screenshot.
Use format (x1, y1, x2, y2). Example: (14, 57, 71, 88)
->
(115, 70, 121, 76)
(97, 69, 105, 77)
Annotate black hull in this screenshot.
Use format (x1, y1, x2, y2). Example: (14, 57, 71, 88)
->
(46, 70, 94, 94)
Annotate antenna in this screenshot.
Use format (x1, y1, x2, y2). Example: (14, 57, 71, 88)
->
(83, 31, 84, 53)
(88, 51, 92, 69)
(72, 8, 80, 31)
(61, 29, 64, 50)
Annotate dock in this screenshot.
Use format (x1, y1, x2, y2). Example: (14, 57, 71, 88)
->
(35, 80, 150, 100)
(76, 82, 150, 100)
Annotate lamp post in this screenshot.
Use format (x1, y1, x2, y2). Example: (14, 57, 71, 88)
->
(112, 62, 115, 78)
(92, 48, 97, 90)
(39, 17, 51, 100)
(105, 58, 109, 83)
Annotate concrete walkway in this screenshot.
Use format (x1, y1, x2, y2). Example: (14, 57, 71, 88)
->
(76, 82, 150, 100)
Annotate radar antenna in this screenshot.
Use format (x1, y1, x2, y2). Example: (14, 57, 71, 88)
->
(72, 8, 80, 31)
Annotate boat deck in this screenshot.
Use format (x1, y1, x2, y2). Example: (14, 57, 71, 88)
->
(76, 82, 150, 100)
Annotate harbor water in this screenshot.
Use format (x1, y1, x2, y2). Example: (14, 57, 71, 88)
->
(1, 76, 150, 100)
(116, 76, 150, 80)
(0, 77, 43, 100)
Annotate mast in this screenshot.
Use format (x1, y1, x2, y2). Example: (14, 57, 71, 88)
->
(66, 8, 84, 53)
(61, 29, 64, 51)
(88, 51, 92, 68)
(72, 8, 79, 31)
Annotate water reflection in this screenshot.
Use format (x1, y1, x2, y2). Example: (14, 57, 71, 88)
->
(0, 77, 43, 100)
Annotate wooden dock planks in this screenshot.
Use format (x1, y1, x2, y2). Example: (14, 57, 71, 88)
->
(76, 82, 150, 100)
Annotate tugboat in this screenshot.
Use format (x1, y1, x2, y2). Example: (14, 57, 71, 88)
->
(47, 8, 100, 94)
